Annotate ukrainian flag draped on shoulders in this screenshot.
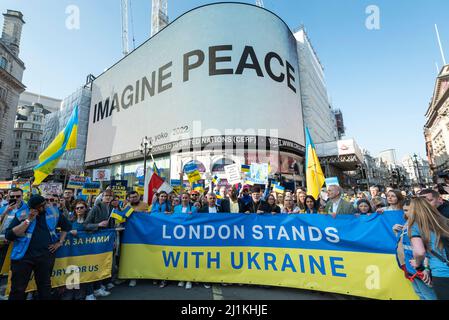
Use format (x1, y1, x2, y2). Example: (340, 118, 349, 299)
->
(111, 205, 135, 224)
(305, 127, 325, 199)
(33, 105, 79, 186)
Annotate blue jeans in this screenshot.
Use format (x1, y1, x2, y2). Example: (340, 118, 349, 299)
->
(412, 278, 437, 300)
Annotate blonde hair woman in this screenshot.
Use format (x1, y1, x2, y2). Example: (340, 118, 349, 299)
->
(407, 197, 449, 300)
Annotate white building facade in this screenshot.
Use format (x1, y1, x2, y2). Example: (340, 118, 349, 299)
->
(294, 27, 338, 144)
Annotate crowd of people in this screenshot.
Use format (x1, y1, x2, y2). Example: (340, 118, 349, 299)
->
(1, 181, 449, 300)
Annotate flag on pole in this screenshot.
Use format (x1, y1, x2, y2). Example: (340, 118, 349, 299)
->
(305, 127, 325, 199)
(143, 168, 173, 204)
(273, 183, 285, 194)
(211, 175, 220, 185)
(33, 105, 79, 186)
(152, 162, 161, 176)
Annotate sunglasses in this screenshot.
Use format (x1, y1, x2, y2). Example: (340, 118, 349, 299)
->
(75, 207, 85, 210)
(9, 195, 22, 199)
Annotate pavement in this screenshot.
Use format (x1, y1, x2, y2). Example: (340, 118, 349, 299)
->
(100, 280, 359, 300)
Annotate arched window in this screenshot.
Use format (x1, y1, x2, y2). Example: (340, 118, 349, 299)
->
(183, 160, 206, 173)
(211, 158, 235, 172)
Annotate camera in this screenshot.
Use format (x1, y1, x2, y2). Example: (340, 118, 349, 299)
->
(8, 199, 17, 206)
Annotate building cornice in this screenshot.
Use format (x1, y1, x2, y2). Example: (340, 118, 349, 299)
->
(0, 40, 25, 68)
(0, 66, 26, 93)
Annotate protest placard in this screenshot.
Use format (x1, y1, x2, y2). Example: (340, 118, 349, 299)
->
(82, 182, 101, 196)
(224, 164, 241, 185)
(67, 175, 87, 189)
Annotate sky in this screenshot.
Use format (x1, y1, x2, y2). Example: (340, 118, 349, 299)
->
(1, 0, 448, 162)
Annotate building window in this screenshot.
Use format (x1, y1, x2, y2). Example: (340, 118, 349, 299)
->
(27, 152, 37, 160)
(0, 57, 7, 70)
(15, 132, 22, 139)
(0, 140, 2, 150)
(32, 124, 40, 130)
(12, 161, 18, 167)
(15, 141, 20, 148)
(13, 151, 19, 159)
(211, 158, 235, 172)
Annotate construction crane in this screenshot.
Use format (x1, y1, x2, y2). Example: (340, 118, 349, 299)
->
(121, 0, 129, 56)
(151, 0, 168, 37)
(255, 0, 264, 8)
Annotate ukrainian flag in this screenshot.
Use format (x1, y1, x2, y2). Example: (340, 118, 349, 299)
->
(33, 105, 78, 186)
(192, 182, 204, 194)
(111, 206, 134, 223)
(211, 175, 220, 185)
(273, 184, 285, 194)
(305, 127, 325, 199)
(241, 164, 250, 173)
(152, 162, 161, 177)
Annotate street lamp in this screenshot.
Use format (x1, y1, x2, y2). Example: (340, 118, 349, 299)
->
(139, 136, 153, 183)
(413, 153, 423, 186)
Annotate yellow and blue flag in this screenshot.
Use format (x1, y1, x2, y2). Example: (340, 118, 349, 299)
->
(153, 162, 161, 177)
(192, 182, 204, 194)
(305, 127, 325, 199)
(211, 175, 220, 185)
(111, 205, 135, 223)
(273, 183, 285, 194)
(241, 164, 250, 173)
(33, 105, 78, 186)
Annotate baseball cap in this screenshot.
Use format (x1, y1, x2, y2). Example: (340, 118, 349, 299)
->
(28, 195, 46, 209)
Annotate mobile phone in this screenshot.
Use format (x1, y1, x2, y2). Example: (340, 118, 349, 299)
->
(8, 199, 17, 206)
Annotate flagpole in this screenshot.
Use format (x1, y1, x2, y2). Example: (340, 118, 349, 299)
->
(435, 24, 447, 65)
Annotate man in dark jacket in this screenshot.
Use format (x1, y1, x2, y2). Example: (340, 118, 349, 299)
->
(199, 193, 223, 213)
(419, 189, 449, 219)
(243, 186, 267, 213)
(6, 195, 71, 300)
(220, 187, 245, 213)
(84, 189, 115, 231)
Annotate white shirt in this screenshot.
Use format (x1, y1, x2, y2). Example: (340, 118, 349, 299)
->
(182, 207, 188, 213)
(331, 198, 341, 214)
(208, 206, 218, 213)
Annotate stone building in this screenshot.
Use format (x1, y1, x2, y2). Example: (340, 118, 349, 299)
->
(0, 10, 26, 179)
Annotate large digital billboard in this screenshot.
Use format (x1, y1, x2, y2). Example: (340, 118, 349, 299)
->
(86, 3, 304, 164)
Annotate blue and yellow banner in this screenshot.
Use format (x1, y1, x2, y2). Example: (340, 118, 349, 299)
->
(119, 211, 417, 300)
(5, 229, 115, 294)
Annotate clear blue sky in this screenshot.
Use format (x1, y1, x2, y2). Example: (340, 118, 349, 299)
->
(2, 0, 448, 161)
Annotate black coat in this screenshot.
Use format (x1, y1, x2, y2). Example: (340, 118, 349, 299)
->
(220, 198, 245, 213)
(438, 200, 449, 219)
(199, 205, 223, 213)
(243, 200, 267, 213)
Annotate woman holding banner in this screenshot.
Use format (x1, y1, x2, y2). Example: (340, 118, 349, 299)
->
(303, 195, 319, 214)
(281, 195, 301, 214)
(262, 195, 281, 214)
(174, 193, 197, 214)
(379, 190, 404, 212)
(151, 191, 172, 213)
(62, 200, 96, 300)
(407, 197, 449, 300)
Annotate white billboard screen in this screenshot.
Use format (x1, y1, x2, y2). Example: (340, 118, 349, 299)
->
(86, 3, 304, 164)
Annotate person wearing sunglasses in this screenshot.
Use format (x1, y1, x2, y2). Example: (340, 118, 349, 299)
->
(5, 195, 71, 300)
(62, 200, 96, 300)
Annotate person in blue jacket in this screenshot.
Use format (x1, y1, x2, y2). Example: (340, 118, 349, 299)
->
(151, 191, 172, 213)
(174, 192, 198, 214)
